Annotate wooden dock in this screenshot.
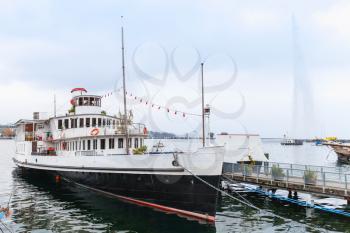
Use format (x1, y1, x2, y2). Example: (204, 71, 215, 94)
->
(223, 163, 350, 203)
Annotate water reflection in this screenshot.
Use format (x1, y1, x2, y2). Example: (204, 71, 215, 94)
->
(10, 169, 215, 233)
(2, 140, 350, 233)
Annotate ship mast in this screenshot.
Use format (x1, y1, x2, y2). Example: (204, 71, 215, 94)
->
(201, 62, 205, 147)
(121, 17, 129, 155)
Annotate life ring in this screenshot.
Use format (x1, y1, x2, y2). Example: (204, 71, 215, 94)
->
(90, 128, 99, 136)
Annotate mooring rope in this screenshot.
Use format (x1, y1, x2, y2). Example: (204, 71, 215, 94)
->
(179, 163, 335, 231)
(0, 221, 13, 233)
(179, 164, 289, 220)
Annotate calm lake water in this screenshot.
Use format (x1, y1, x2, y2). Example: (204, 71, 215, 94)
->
(1, 139, 350, 233)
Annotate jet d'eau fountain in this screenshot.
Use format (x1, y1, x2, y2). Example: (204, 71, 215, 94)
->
(291, 16, 318, 139)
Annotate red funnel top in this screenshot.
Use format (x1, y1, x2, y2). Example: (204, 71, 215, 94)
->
(71, 88, 87, 93)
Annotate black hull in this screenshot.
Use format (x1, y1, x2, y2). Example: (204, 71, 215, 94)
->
(18, 166, 220, 218)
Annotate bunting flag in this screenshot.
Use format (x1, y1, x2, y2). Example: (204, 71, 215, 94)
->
(100, 88, 201, 118)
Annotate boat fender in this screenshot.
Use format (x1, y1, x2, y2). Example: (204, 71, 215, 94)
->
(90, 128, 99, 136)
(172, 152, 179, 167)
(172, 160, 179, 167)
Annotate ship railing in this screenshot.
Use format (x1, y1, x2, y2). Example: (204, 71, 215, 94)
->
(56, 122, 147, 138)
(224, 163, 350, 192)
(75, 150, 104, 156)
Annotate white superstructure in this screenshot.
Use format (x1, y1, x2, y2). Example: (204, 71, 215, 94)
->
(14, 88, 224, 176)
(15, 88, 147, 157)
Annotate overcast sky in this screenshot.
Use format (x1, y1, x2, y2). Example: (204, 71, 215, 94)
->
(0, 0, 350, 138)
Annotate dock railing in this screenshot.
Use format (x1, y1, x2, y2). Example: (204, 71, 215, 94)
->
(224, 163, 350, 196)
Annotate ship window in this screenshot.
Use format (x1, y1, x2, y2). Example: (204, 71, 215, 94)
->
(75, 141, 78, 151)
(71, 118, 77, 128)
(92, 118, 96, 127)
(58, 120, 63, 129)
(118, 138, 123, 148)
(98, 118, 102, 127)
(87, 140, 91, 150)
(93, 139, 97, 150)
(79, 141, 81, 150)
(109, 138, 115, 149)
(103, 119, 106, 127)
(134, 138, 139, 148)
(86, 118, 90, 127)
(128, 138, 132, 148)
(100, 139, 105, 150)
(78, 97, 83, 106)
(90, 97, 95, 106)
(79, 118, 84, 128)
(140, 138, 143, 147)
(64, 119, 69, 129)
(83, 140, 86, 150)
(112, 120, 116, 126)
(83, 97, 89, 106)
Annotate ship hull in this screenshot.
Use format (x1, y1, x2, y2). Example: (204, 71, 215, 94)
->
(334, 152, 350, 164)
(326, 143, 350, 164)
(281, 140, 303, 146)
(16, 165, 220, 219)
(60, 170, 220, 217)
(13, 146, 224, 222)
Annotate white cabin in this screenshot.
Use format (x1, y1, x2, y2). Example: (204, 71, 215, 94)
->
(15, 88, 148, 157)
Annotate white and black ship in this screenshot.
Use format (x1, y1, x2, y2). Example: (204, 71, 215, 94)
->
(13, 88, 224, 222)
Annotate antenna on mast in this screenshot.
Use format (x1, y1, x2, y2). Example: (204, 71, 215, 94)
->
(201, 62, 205, 147)
(121, 16, 129, 155)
